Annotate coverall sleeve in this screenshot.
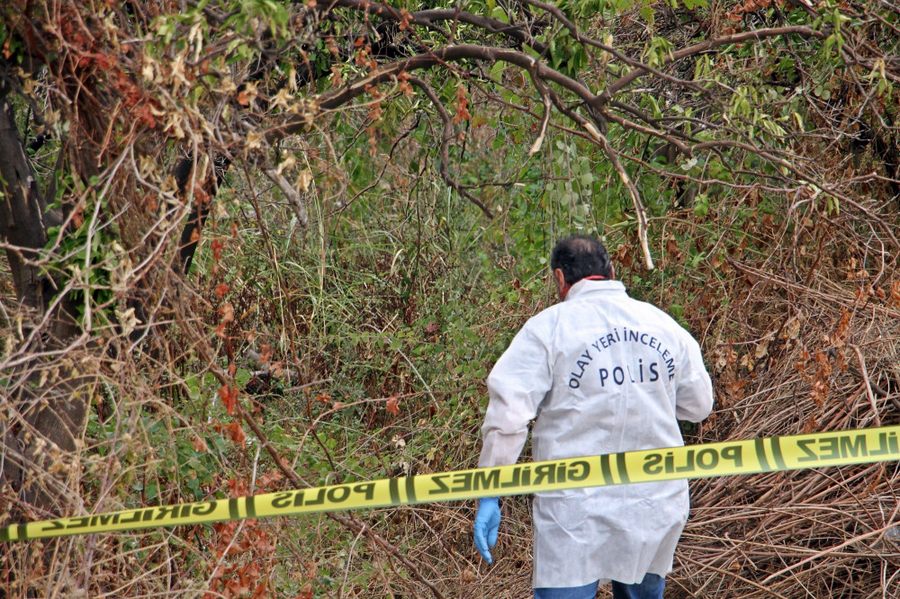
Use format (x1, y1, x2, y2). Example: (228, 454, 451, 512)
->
(674, 334, 714, 422)
(478, 324, 552, 468)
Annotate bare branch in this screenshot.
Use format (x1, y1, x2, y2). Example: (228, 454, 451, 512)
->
(408, 76, 493, 218)
(332, 0, 547, 53)
(539, 86, 654, 269)
(175, 307, 449, 599)
(525, 63, 552, 156)
(693, 139, 900, 248)
(590, 129, 655, 271)
(264, 168, 309, 227)
(604, 109, 692, 157)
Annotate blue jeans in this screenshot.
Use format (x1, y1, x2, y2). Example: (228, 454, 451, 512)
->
(534, 573, 665, 599)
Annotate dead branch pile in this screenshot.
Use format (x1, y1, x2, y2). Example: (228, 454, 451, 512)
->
(671, 207, 900, 598)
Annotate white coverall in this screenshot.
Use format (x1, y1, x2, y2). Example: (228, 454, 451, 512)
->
(479, 279, 714, 588)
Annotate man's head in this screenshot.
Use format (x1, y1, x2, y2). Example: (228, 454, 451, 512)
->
(550, 235, 613, 299)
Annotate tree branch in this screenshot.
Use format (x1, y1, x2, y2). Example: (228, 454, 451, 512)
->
(175, 153, 230, 274)
(308, 43, 656, 265)
(332, 0, 547, 54)
(595, 132, 654, 270)
(290, 44, 596, 133)
(264, 168, 309, 227)
(523, 0, 704, 94)
(605, 109, 692, 157)
(545, 89, 655, 270)
(692, 138, 900, 248)
(408, 77, 493, 218)
(527, 74, 552, 156)
(600, 26, 826, 104)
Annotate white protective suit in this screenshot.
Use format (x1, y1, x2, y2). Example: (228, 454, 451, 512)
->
(479, 279, 713, 588)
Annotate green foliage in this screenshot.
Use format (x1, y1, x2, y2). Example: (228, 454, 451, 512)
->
(42, 183, 123, 328)
(644, 36, 674, 67)
(543, 30, 590, 77)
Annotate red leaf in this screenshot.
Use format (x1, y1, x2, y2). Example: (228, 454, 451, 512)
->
(219, 385, 239, 415)
(325, 36, 339, 57)
(385, 395, 400, 416)
(132, 103, 157, 129)
(256, 470, 284, 490)
(399, 9, 411, 30)
(891, 280, 900, 308)
(192, 436, 208, 452)
(217, 303, 235, 339)
(453, 85, 471, 124)
(227, 477, 249, 497)
(224, 421, 246, 446)
(259, 344, 273, 365)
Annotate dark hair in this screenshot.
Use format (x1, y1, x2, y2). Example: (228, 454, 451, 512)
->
(550, 235, 612, 285)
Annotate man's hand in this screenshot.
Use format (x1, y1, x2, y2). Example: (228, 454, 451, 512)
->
(473, 497, 501, 564)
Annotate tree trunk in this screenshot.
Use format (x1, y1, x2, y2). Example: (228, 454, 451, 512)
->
(0, 88, 50, 310)
(0, 84, 85, 520)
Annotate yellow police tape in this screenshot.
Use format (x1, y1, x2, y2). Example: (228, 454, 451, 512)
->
(2, 425, 898, 542)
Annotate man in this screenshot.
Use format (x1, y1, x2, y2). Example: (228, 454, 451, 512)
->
(473, 235, 713, 599)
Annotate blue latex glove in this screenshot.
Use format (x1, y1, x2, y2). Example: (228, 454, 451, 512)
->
(473, 497, 500, 564)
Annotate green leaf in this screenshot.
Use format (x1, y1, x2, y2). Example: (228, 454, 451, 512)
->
(488, 60, 505, 81)
(645, 36, 674, 67)
(145, 482, 159, 501)
(693, 193, 709, 217)
(639, 0, 655, 23)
